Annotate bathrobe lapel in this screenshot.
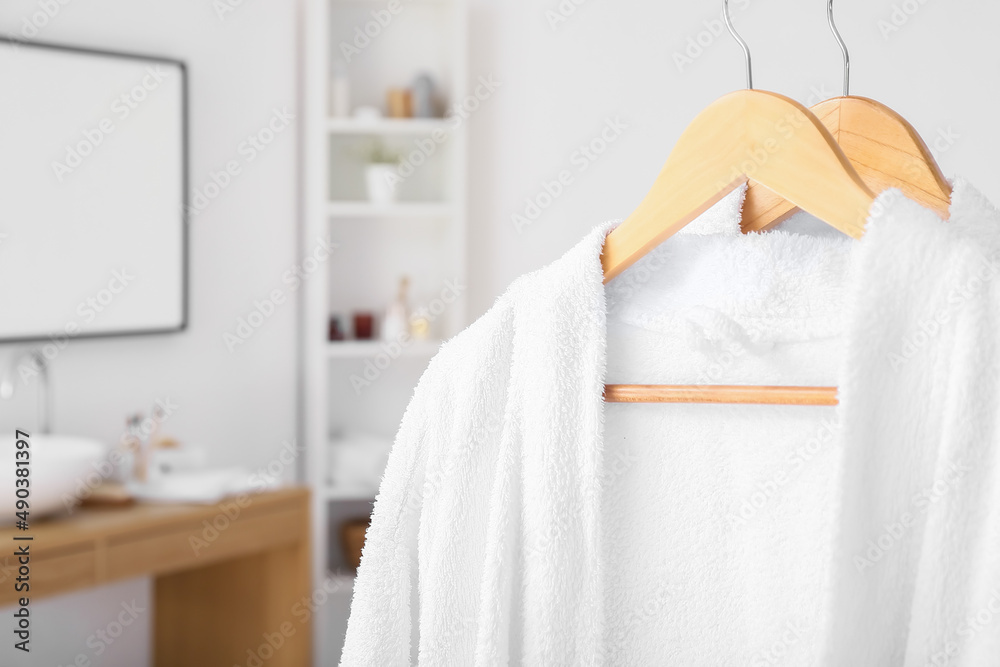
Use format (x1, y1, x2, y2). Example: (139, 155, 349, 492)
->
(826, 181, 1000, 666)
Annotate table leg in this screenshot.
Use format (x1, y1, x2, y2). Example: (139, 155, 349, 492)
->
(153, 538, 311, 667)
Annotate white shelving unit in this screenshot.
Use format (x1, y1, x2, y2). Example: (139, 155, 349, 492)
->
(303, 0, 467, 662)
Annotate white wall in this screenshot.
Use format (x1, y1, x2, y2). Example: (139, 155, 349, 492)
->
(0, 1, 299, 665)
(464, 0, 1000, 318)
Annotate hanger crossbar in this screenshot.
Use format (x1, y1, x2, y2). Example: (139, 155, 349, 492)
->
(604, 384, 839, 406)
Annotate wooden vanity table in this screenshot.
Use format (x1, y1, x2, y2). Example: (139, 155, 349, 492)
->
(0, 487, 311, 666)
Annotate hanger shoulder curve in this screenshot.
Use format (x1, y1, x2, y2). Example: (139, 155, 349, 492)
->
(835, 96, 952, 215)
(602, 89, 875, 282)
(743, 96, 952, 232)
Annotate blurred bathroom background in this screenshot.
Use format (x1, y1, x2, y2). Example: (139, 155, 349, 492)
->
(0, 0, 997, 664)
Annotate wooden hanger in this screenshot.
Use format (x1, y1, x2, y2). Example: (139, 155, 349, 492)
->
(602, 1, 876, 407)
(741, 0, 952, 231)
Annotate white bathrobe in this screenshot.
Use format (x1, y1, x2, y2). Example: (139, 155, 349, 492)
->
(340, 180, 1000, 666)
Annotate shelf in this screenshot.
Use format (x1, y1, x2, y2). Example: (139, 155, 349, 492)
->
(326, 339, 442, 358)
(326, 117, 452, 135)
(326, 202, 453, 219)
(324, 485, 377, 501)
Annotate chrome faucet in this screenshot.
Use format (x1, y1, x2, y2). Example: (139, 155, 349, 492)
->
(0, 349, 51, 434)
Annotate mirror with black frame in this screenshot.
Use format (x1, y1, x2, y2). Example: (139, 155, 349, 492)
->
(0, 38, 187, 343)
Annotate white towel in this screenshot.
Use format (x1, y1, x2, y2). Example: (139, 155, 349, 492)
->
(341, 179, 1000, 666)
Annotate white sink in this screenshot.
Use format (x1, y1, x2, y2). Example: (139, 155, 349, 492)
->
(0, 434, 108, 523)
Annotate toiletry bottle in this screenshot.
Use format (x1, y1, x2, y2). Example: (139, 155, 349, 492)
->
(410, 315, 430, 341)
(117, 416, 139, 484)
(383, 276, 410, 342)
(386, 88, 413, 118)
(146, 403, 168, 481)
(128, 413, 149, 483)
(412, 73, 436, 118)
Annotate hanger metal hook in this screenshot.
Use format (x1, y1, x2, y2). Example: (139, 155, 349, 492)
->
(723, 0, 753, 90)
(827, 0, 850, 96)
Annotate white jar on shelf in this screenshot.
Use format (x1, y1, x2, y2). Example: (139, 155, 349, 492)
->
(364, 163, 399, 205)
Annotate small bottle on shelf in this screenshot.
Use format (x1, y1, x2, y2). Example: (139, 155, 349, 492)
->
(383, 276, 410, 342)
